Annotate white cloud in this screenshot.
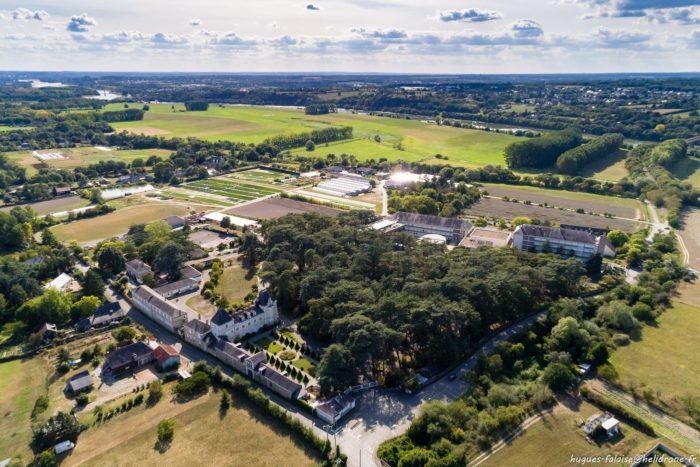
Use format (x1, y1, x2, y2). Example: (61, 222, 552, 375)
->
(67, 13, 97, 33)
(438, 8, 503, 23)
(10, 8, 49, 21)
(189, 19, 202, 27)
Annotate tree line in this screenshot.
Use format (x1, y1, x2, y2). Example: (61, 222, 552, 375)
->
(556, 133, 624, 175)
(505, 128, 583, 169)
(263, 126, 353, 150)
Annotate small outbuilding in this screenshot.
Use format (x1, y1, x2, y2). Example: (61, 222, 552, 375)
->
(66, 370, 94, 394)
(153, 344, 180, 372)
(601, 417, 620, 437)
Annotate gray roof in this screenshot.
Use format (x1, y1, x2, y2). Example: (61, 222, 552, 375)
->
(215, 340, 250, 361)
(104, 342, 152, 370)
(518, 224, 598, 245)
(258, 364, 302, 394)
(133, 286, 188, 320)
(180, 265, 202, 280)
(164, 216, 186, 229)
(154, 278, 198, 296)
(393, 212, 473, 232)
(247, 351, 267, 368)
(91, 302, 125, 326)
(211, 308, 232, 326)
(67, 370, 93, 392)
(126, 259, 152, 274)
(185, 319, 210, 334)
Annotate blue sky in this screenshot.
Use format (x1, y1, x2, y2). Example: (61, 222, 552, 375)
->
(0, 0, 699, 72)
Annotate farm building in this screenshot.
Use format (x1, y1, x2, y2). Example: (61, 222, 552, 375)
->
(132, 285, 189, 333)
(154, 278, 199, 299)
(315, 175, 371, 197)
(316, 395, 356, 424)
(65, 370, 93, 394)
(77, 301, 125, 332)
(209, 289, 278, 341)
(153, 344, 180, 371)
(164, 215, 187, 231)
(54, 186, 72, 196)
(103, 341, 155, 376)
(512, 224, 615, 261)
(126, 259, 152, 284)
(372, 212, 473, 244)
(459, 228, 513, 249)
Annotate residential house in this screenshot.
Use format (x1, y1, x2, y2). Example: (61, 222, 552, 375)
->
(209, 290, 278, 341)
(512, 224, 615, 261)
(183, 319, 213, 349)
(132, 285, 188, 333)
(65, 370, 93, 394)
(154, 278, 199, 299)
(316, 395, 356, 425)
(126, 259, 152, 284)
(77, 301, 125, 332)
(103, 341, 154, 376)
(179, 265, 203, 283)
(153, 344, 180, 371)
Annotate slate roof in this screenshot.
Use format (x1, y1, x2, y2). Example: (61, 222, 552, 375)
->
(154, 278, 198, 296)
(258, 364, 302, 394)
(518, 224, 598, 245)
(104, 342, 153, 370)
(215, 340, 250, 361)
(66, 370, 93, 392)
(132, 286, 188, 320)
(184, 319, 210, 335)
(247, 351, 267, 368)
(164, 216, 186, 230)
(126, 259, 152, 275)
(211, 308, 233, 326)
(179, 265, 202, 280)
(393, 212, 473, 232)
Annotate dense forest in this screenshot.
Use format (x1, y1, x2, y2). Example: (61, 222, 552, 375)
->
(504, 128, 582, 169)
(251, 212, 587, 394)
(556, 133, 624, 175)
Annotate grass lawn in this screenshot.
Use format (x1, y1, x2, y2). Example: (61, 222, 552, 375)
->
(292, 357, 315, 374)
(216, 261, 256, 303)
(51, 203, 192, 243)
(609, 302, 700, 421)
(231, 168, 296, 184)
(255, 337, 284, 354)
(479, 401, 656, 467)
(0, 125, 32, 132)
(578, 150, 630, 182)
(184, 178, 281, 205)
(0, 357, 50, 460)
(106, 103, 517, 168)
(3, 147, 172, 176)
(66, 389, 321, 466)
(671, 156, 700, 189)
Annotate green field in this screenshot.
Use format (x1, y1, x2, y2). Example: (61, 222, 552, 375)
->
(4, 146, 172, 176)
(609, 302, 700, 422)
(479, 401, 655, 467)
(578, 150, 630, 182)
(106, 103, 518, 168)
(51, 203, 193, 243)
(184, 177, 281, 204)
(231, 168, 297, 184)
(671, 156, 700, 188)
(0, 125, 32, 132)
(217, 261, 256, 303)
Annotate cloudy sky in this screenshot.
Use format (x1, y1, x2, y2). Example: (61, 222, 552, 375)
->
(1, 0, 699, 73)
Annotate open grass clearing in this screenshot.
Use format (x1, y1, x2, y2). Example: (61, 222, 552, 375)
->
(478, 401, 656, 467)
(292, 357, 315, 374)
(671, 156, 700, 189)
(159, 188, 235, 208)
(184, 178, 281, 205)
(51, 203, 192, 243)
(578, 150, 630, 182)
(256, 337, 284, 354)
(66, 389, 320, 466)
(0, 357, 50, 460)
(609, 302, 700, 424)
(230, 168, 297, 184)
(107, 104, 517, 167)
(679, 208, 700, 271)
(463, 197, 641, 232)
(216, 260, 256, 304)
(3, 147, 172, 176)
(481, 183, 642, 219)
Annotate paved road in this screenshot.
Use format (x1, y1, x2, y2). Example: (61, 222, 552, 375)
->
(336, 309, 549, 467)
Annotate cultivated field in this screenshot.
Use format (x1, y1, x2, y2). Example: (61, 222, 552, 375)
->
(4, 147, 172, 176)
(223, 197, 343, 220)
(183, 177, 281, 205)
(67, 389, 320, 467)
(51, 203, 192, 243)
(478, 400, 655, 467)
(0, 195, 89, 216)
(463, 197, 641, 232)
(672, 156, 700, 189)
(609, 302, 700, 424)
(481, 184, 642, 219)
(679, 208, 700, 270)
(230, 168, 297, 185)
(106, 103, 518, 168)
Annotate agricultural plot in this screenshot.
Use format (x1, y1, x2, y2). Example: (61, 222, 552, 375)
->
(106, 103, 517, 168)
(3, 147, 172, 176)
(230, 168, 297, 185)
(0, 195, 89, 216)
(609, 302, 700, 425)
(481, 184, 642, 219)
(478, 401, 655, 467)
(679, 208, 700, 270)
(183, 178, 281, 205)
(223, 197, 343, 220)
(463, 197, 641, 232)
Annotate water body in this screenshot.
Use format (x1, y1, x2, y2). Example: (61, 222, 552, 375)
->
(84, 90, 123, 101)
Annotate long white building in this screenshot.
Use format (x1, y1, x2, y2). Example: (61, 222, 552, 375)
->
(132, 285, 189, 333)
(512, 224, 615, 261)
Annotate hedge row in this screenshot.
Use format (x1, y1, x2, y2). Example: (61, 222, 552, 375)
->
(580, 386, 656, 436)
